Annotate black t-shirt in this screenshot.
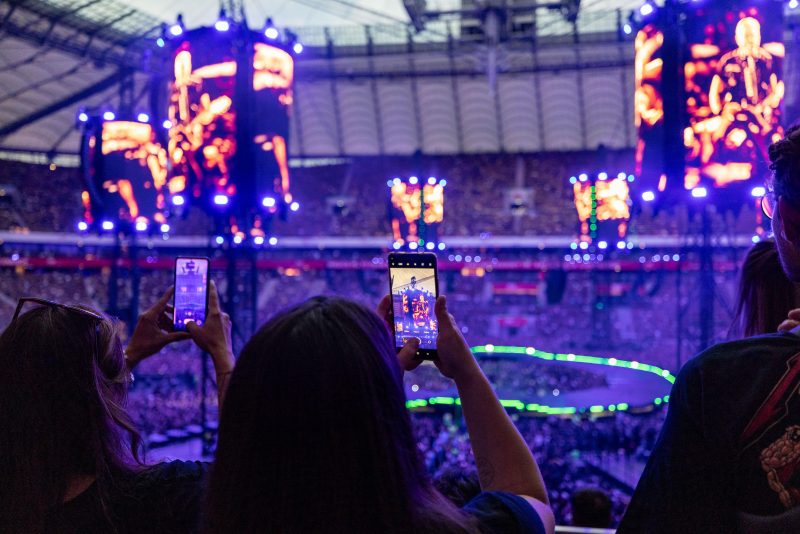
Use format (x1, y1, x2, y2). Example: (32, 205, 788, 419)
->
(463, 491, 546, 533)
(45, 460, 208, 534)
(619, 332, 800, 533)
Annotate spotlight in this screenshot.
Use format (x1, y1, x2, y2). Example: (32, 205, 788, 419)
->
(103, 111, 115, 121)
(77, 221, 88, 231)
(215, 235, 225, 245)
(135, 221, 148, 232)
(77, 111, 89, 123)
(392, 242, 402, 250)
(290, 201, 300, 212)
(392, 178, 401, 186)
(579, 173, 588, 182)
(264, 18, 279, 39)
(791, 0, 799, 9)
(617, 241, 626, 250)
(439, 179, 447, 187)
(293, 42, 304, 54)
(579, 241, 589, 250)
(598, 172, 608, 181)
(162, 119, 172, 129)
(427, 177, 437, 185)
(213, 194, 229, 206)
(254, 236, 265, 245)
(425, 242, 435, 250)
(172, 195, 185, 206)
(623, 24, 632, 35)
(751, 186, 766, 197)
(691, 187, 707, 198)
(268, 236, 278, 246)
(233, 234, 244, 244)
(569, 176, 577, 184)
(437, 242, 446, 250)
(598, 241, 608, 250)
(617, 172, 626, 180)
(642, 191, 655, 202)
(409, 242, 419, 250)
(215, 9, 230, 32)
(101, 220, 115, 231)
(639, 2, 654, 16)
(137, 113, 149, 123)
(169, 15, 185, 37)
(262, 196, 276, 208)
(409, 176, 419, 185)
(386, 180, 393, 187)
(156, 37, 166, 48)
(160, 223, 170, 233)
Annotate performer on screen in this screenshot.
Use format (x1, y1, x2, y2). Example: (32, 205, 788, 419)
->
(401, 276, 434, 330)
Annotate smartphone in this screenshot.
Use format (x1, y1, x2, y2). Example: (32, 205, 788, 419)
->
(388, 252, 439, 359)
(173, 257, 210, 331)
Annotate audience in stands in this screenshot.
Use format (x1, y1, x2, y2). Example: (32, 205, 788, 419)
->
(0, 285, 232, 533)
(204, 295, 555, 533)
(621, 126, 800, 532)
(730, 239, 799, 337)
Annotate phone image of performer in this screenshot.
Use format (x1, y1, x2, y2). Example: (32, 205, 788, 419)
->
(388, 253, 439, 358)
(173, 257, 210, 331)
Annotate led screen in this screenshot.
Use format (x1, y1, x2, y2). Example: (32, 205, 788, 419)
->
(389, 178, 444, 246)
(81, 120, 168, 228)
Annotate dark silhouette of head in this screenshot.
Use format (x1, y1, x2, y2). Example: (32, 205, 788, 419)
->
(768, 126, 800, 281)
(571, 488, 612, 528)
(411, 276, 417, 288)
(204, 296, 474, 533)
(0, 303, 141, 533)
(731, 239, 798, 337)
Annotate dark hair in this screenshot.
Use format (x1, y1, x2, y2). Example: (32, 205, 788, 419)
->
(433, 468, 482, 508)
(570, 488, 612, 528)
(0, 305, 142, 533)
(768, 125, 800, 207)
(731, 240, 798, 338)
(205, 297, 476, 533)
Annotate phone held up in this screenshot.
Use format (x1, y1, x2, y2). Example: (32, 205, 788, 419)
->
(173, 257, 210, 332)
(388, 252, 439, 360)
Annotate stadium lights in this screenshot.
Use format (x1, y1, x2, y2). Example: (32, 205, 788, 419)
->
(77, 111, 89, 123)
(137, 113, 149, 123)
(691, 187, 708, 198)
(791, 0, 799, 9)
(751, 186, 766, 197)
(77, 221, 88, 231)
(135, 221, 148, 232)
(172, 195, 185, 206)
(254, 236, 265, 245)
(425, 242, 435, 250)
(103, 111, 115, 121)
(293, 42, 304, 54)
(262, 196, 276, 208)
(215, 9, 230, 32)
(427, 177, 437, 185)
(642, 191, 655, 202)
(290, 201, 300, 212)
(160, 223, 170, 233)
(101, 220, 115, 231)
(213, 194, 229, 206)
(409, 176, 419, 185)
(639, 2, 655, 16)
(264, 18, 279, 39)
(169, 15, 185, 37)
(268, 236, 278, 246)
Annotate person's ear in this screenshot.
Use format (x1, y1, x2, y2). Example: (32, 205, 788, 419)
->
(778, 196, 800, 244)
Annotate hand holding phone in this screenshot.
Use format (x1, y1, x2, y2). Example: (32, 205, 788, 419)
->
(173, 257, 210, 332)
(388, 252, 439, 360)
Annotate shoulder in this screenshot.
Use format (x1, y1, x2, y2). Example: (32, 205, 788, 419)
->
(462, 491, 550, 534)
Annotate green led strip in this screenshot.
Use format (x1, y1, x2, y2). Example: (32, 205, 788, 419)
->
(405, 345, 675, 415)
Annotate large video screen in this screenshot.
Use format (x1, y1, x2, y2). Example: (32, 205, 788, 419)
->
(388, 178, 444, 247)
(572, 174, 631, 245)
(81, 120, 168, 228)
(167, 30, 293, 234)
(635, 4, 783, 200)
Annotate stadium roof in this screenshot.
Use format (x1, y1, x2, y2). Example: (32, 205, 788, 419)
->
(0, 0, 644, 157)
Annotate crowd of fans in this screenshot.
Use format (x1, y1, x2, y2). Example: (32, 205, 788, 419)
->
(0, 154, 762, 238)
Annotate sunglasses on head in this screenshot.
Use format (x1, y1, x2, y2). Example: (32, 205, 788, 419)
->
(12, 297, 104, 324)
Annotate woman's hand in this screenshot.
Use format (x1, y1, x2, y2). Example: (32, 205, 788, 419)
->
(779, 309, 800, 332)
(186, 281, 234, 374)
(377, 294, 422, 372)
(432, 296, 481, 383)
(125, 287, 191, 368)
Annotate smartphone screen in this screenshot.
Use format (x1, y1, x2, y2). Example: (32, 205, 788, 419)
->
(173, 257, 210, 331)
(388, 252, 438, 358)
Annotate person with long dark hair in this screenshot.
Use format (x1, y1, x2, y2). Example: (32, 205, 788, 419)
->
(0, 283, 233, 533)
(205, 295, 554, 533)
(730, 239, 799, 338)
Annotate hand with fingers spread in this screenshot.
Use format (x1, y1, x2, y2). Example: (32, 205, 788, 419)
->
(186, 280, 234, 375)
(377, 294, 423, 372)
(778, 308, 800, 332)
(125, 286, 191, 369)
